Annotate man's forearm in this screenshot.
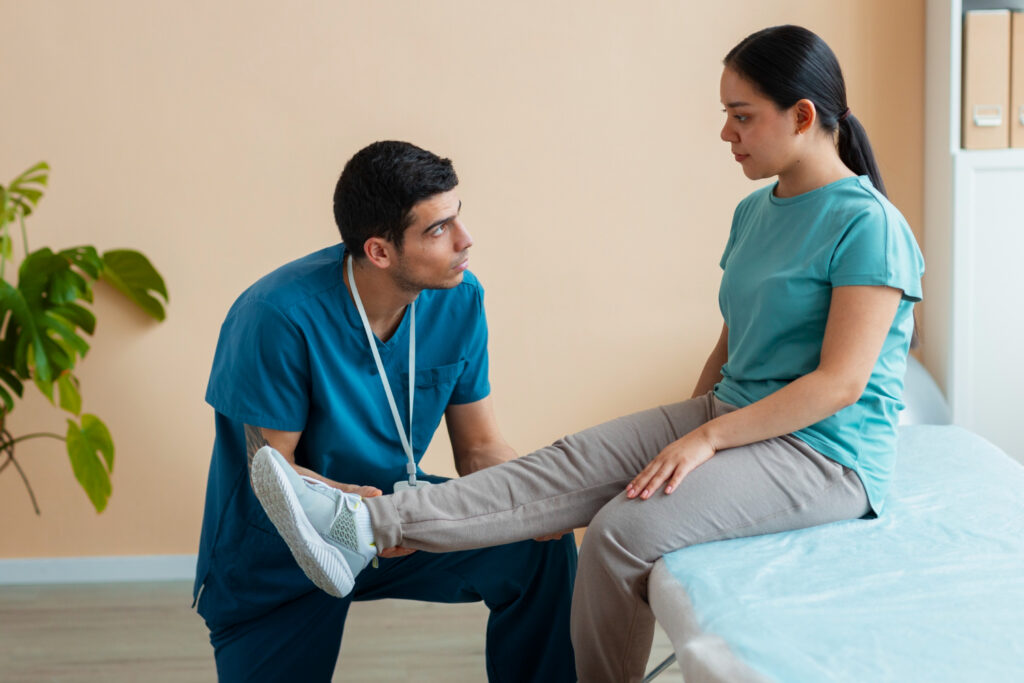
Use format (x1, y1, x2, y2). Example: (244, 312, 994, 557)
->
(454, 442, 517, 476)
(244, 424, 269, 465)
(244, 423, 370, 492)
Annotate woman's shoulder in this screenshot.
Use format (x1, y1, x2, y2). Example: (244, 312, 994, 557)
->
(731, 183, 776, 225)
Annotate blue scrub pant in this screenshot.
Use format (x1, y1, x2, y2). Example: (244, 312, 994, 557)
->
(208, 535, 577, 682)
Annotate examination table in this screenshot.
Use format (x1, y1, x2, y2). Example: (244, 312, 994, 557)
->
(646, 424, 1024, 682)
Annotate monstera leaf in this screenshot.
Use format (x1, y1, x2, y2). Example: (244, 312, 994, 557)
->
(0, 161, 168, 514)
(2, 161, 48, 222)
(101, 250, 168, 321)
(2, 248, 100, 401)
(65, 414, 114, 513)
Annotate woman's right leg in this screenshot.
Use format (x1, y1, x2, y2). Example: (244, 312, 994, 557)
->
(364, 393, 719, 553)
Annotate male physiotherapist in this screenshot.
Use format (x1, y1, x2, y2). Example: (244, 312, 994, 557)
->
(193, 141, 578, 681)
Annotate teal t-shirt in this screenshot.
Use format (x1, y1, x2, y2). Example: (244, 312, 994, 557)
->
(715, 176, 924, 514)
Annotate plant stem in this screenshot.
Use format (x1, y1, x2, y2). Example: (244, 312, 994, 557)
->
(0, 192, 8, 280)
(0, 431, 66, 450)
(0, 427, 44, 515)
(19, 211, 28, 255)
(3, 452, 41, 515)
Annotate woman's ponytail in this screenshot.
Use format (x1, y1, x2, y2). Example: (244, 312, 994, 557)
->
(838, 114, 887, 197)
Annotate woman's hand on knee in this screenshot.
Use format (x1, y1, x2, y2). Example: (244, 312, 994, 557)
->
(626, 431, 716, 500)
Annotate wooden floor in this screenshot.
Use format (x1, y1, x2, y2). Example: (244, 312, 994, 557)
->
(0, 581, 681, 682)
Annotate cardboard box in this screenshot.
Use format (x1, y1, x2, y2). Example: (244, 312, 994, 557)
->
(962, 10, 1011, 149)
(1012, 12, 1024, 149)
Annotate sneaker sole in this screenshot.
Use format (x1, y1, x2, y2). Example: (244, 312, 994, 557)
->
(250, 448, 355, 598)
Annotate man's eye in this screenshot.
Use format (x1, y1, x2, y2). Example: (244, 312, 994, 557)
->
(734, 115, 749, 122)
(432, 224, 447, 236)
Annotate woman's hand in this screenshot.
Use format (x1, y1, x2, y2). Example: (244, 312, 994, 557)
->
(627, 430, 716, 500)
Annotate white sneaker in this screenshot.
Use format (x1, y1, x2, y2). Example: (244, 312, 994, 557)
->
(250, 446, 377, 597)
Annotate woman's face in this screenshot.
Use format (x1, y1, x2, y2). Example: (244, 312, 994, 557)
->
(719, 67, 802, 181)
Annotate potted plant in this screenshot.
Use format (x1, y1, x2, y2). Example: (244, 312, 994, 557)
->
(0, 162, 168, 513)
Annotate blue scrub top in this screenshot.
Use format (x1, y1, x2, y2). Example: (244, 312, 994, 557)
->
(194, 243, 491, 625)
(715, 176, 924, 515)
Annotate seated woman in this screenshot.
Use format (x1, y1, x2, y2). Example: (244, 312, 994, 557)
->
(251, 24, 923, 683)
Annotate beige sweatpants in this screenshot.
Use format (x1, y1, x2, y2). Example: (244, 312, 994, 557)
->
(364, 393, 870, 682)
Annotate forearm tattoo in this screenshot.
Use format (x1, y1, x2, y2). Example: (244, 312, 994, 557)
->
(244, 424, 269, 466)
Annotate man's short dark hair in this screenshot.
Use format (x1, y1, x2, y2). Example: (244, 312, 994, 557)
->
(333, 141, 458, 258)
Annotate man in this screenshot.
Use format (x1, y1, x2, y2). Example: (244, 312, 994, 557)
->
(193, 141, 578, 681)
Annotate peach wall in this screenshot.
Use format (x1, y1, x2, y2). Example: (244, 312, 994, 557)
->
(0, 1, 924, 558)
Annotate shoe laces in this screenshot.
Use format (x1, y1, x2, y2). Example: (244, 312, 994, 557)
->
(300, 476, 363, 517)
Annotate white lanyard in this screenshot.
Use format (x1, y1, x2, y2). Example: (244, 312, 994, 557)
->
(347, 255, 418, 487)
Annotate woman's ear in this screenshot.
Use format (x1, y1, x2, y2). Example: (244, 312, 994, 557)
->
(793, 98, 817, 134)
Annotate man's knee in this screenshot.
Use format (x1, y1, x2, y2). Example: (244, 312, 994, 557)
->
(210, 589, 349, 682)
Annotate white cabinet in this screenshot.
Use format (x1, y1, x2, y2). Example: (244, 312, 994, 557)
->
(924, 0, 1024, 462)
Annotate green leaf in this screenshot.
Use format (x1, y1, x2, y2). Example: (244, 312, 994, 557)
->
(50, 302, 96, 336)
(66, 414, 114, 513)
(13, 188, 42, 205)
(0, 383, 12, 414)
(34, 372, 54, 404)
(0, 364, 20, 414)
(18, 248, 65, 303)
(57, 372, 81, 415)
(101, 250, 168, 321)
(41, 312, 90, 357)
(48, 268, 90, 304)
(10, 161, 50, 187)
(6, 162, 49, 218)
(0, 371, 19, 411)
(0, 366, 24, 398)
(0, 234, 11, 260)
(59, 246, 103, 280)
(0, 279, 50, 381)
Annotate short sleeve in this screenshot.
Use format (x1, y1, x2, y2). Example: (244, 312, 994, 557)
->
(449, 284, 491, 405)
(720, 208, 741, 270)
(205, 299, 310, 431)
(829, 206, 924, 302)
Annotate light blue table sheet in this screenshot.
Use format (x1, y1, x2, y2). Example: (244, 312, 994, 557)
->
(660, 425, 1024, 682)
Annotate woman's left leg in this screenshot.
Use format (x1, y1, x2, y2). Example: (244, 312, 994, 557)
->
(571, 405, 870, 682)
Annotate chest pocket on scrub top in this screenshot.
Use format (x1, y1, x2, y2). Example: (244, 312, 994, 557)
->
(401, 360, 466, 451)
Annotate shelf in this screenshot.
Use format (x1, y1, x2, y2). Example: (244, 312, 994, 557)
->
(954, 147, 1024, 166)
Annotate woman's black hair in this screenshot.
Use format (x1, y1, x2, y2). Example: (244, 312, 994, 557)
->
(724, 25, 887, 197)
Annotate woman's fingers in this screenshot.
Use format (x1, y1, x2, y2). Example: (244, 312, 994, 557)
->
(663, 465, 691, 494)
(639, 463, 677, 499)
(627, 460, 667, 499)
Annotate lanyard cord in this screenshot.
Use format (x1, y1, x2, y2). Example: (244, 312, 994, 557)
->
(347, 255, 417, 486)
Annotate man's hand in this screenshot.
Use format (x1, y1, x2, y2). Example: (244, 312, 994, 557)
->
(246, 424, 414, 556)
(333, 482, 383, 498)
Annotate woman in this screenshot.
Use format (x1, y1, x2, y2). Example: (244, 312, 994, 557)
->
(252, 25, 923, 682)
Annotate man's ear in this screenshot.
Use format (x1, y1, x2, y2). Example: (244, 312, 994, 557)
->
(793, 98, 817, 134)
(363, 237, 395, 269)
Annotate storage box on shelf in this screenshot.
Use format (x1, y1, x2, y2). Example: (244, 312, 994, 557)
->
(924, 0, 1024, 463)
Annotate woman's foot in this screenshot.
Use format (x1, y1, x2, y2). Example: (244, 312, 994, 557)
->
(250, 446, 377, 597)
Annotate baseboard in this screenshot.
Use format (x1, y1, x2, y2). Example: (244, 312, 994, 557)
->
(0, 554, 197, 584)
